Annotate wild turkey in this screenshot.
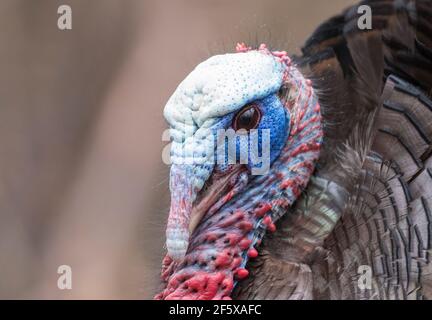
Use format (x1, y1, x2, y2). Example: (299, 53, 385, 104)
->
(155, 0, 432, 300)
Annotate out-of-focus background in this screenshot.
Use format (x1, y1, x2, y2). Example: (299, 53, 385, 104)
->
(0, 0, 356, 299)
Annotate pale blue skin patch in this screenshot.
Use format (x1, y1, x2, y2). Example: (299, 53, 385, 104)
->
(210, 93, 289, 174)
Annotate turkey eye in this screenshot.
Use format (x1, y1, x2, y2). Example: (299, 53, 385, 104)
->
(233, 104, 261, 131)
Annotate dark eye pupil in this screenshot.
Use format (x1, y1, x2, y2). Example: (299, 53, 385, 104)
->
(233, 104, 261, 131)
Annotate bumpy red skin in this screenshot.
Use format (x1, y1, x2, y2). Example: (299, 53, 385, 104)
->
(156, 44, 323, 300)
(155, 210, 270, 300)
(155, 209, 257, 300)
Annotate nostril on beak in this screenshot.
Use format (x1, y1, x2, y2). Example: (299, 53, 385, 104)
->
(166, 227, 190, 261)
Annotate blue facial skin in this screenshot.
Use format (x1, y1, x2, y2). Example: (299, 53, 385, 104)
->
(211, 93, 290, 174)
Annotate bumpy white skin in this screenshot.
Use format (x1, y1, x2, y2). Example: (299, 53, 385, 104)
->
(164, 50, 286, 261)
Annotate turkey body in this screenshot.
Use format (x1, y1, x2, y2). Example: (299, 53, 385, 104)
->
(233, 0, 432, 300)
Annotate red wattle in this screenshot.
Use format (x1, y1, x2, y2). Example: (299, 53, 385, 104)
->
(247, 248, 258, 258)
(236, 268, 249, 279)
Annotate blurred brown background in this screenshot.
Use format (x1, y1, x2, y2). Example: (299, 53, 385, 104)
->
(0, 0, 356, 299)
